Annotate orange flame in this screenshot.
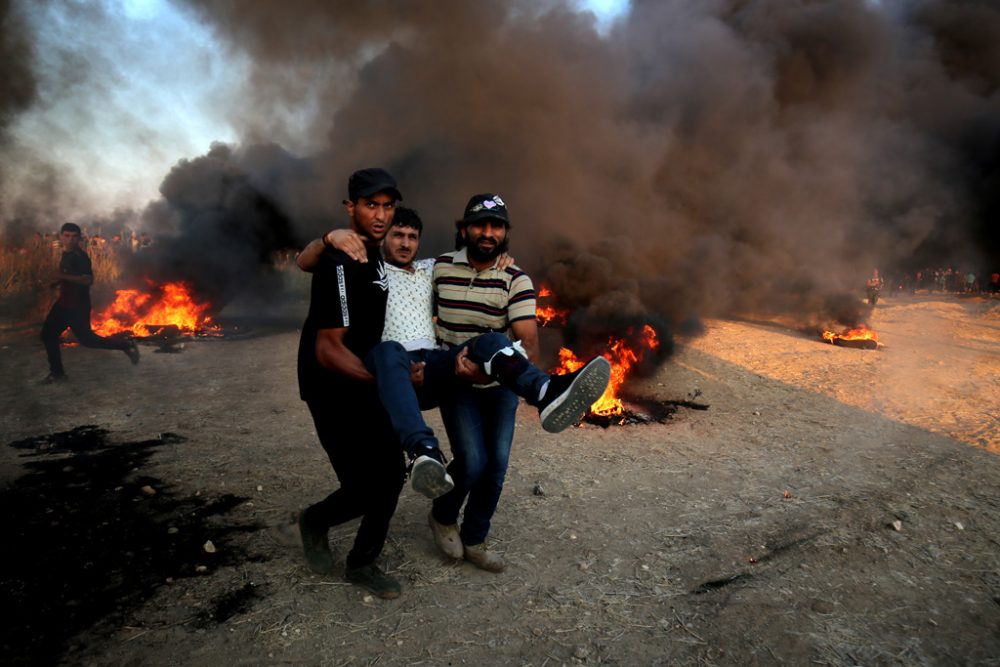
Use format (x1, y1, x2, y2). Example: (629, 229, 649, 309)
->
(93, 281, 220, 338)
(536, 304, 569, 327)
(553, 324, 660, 416)
(822, 324, 879, 345)
(535, 285, 569, 327)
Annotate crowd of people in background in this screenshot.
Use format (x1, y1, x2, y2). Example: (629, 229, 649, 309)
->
(876, 267, 1000, 297)
(9, 228, 1000, 303)
(1, 228, 154, 306)
(24, 229, 154, 253)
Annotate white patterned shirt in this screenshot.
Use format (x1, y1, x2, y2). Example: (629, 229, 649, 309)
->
(382, 258, 437, 351)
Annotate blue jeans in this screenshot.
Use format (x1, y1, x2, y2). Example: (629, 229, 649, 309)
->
(364, 332, 546, 458)
(432, 385, 519, 545)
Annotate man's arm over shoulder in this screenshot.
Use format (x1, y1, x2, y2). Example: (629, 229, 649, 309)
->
(297, 238, 326, 272)
(299, 230, 368, 272)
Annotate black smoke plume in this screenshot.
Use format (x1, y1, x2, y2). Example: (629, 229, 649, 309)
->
(4, 1, 999, 348)
(0, 0, 39, 243)
(180, 1, 998, 329)
(0, 0, 35, 146)
(128, 143, 302, 307)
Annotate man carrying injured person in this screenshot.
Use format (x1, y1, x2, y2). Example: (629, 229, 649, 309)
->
(297, 205, 609, 501)
(298, 194, 610, 573)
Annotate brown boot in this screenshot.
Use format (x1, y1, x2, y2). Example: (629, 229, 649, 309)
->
(463, 542, 505, 573)
(428, 512, 463, 559)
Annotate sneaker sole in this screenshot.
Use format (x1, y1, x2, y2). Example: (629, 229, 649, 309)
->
(539, 357, 612, 433)
(411, 458, 455, 499)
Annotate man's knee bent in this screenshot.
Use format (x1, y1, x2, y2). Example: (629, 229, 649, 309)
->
(467, 333, 512, 363)
(469, 333, 529, 379)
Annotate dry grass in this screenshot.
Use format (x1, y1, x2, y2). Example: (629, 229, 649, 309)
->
(0, 238, 125, 298)
(0, 241, 55, 296)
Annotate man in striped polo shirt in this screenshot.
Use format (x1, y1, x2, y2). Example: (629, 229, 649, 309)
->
(428, 193, 546, 572)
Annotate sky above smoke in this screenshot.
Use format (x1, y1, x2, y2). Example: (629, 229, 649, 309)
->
(0, 0, 623, 217)
(1, 0, 997, 325)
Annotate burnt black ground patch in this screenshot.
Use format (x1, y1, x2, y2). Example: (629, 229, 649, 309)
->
(2, 426, 266, 665)
(194, 581, 263, 628)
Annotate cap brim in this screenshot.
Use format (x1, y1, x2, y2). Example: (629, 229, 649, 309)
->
(356, 184, 402, 201)
(462, 210, 510, 225)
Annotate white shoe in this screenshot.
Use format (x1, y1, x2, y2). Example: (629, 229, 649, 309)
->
(411, 455, 455, 499)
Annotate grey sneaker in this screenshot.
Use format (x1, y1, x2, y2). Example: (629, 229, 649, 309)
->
(345, 563, 401, 599)
(428, 512, 463, 559)
(538, 356, 611, 433)
(410, 452, 454, 499)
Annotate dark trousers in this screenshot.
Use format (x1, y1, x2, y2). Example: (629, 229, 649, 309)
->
(40, 303, 130, 375)
(304, 395, 406, 569)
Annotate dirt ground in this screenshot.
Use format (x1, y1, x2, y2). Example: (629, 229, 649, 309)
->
(1, 292, 998, 666)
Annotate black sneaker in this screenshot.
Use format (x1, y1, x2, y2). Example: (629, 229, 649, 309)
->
(409, 446, 454, 499)
(345, 563, 401, 599)
(538, 356, 611, 433)
(124, 339, 141, 365)
(298, 510, 334, 575)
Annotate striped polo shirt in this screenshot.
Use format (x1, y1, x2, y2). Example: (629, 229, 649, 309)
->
(433, 248, 537, 346)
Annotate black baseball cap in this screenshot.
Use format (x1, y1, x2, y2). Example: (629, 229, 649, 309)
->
(461, 193, 510, 226)
(347, 167, 402, 202)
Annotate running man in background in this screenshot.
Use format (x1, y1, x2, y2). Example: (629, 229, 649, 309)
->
(40, 222, 139, 383)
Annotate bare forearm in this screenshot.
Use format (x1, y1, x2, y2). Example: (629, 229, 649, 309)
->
(521, 335, 540, 363)
(510, 323, 540, 363)
(316, 337, 374, 383)
(297, 238, 326, 272)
